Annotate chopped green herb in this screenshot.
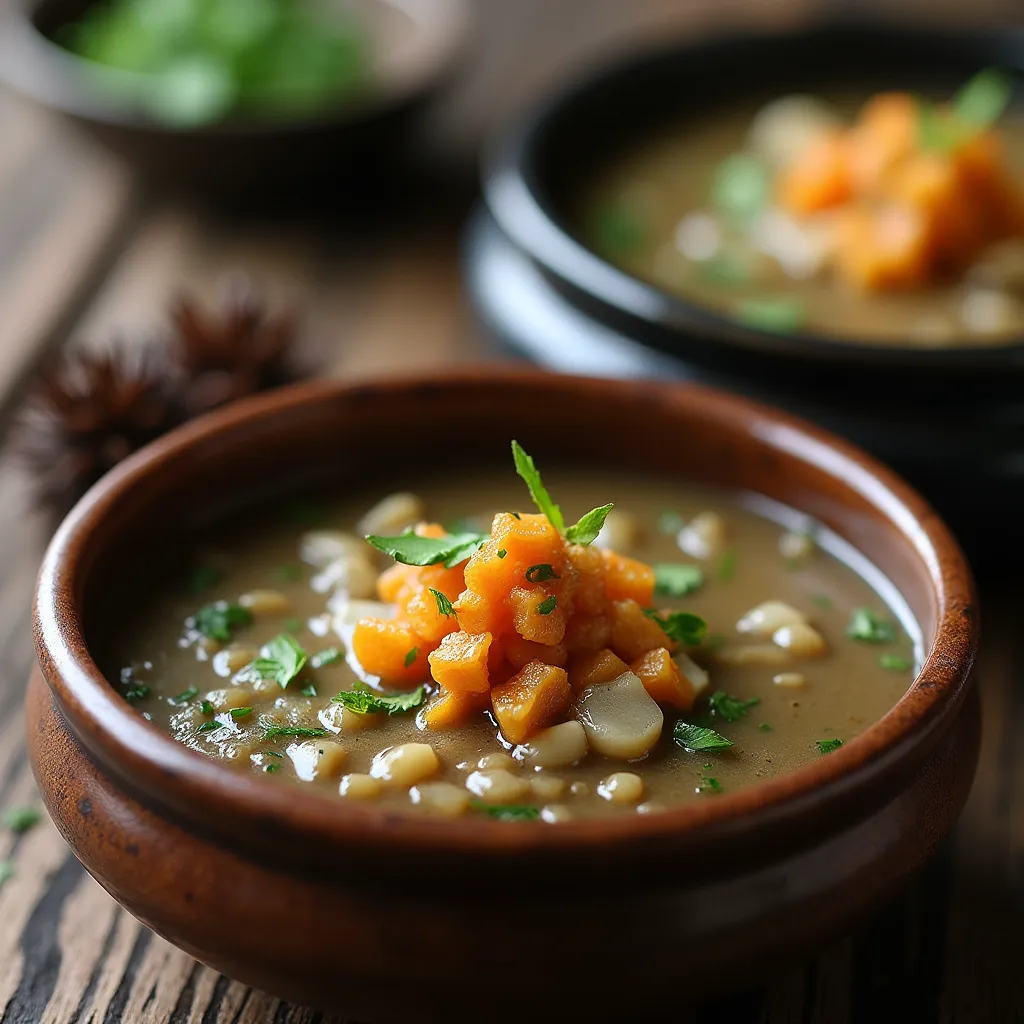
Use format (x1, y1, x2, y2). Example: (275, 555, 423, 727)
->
(713, 151, 770, 223)
(758, 722, 773, 732)
(264, 751, 283, 758)
(272, 564, 302, 582)
(170, 687, 198, 705)
(332, 685, 425, 716)
(716, 549, 737, 581)
(698, 776, 724, 794)
(511, 441, 565, 531)
(846, 608, 896, 644)
(249, 634, 308, 689)
(537, 595, 557, 616)
(735, 296, 806, 333)
(709, 690, 760, 724)
(192, 601, 253, 642)
(0, 861, 13, 886)
(525, 563, 560, 583)
(592, 202, 646, 255)
(263, 726, 328, 740)
(310, 647, 342, 669)
(565, 503, 615, 546)
(654, 563, 704, 597)
(2, 807, 40, 833)
(879, 654, 914, 672)
(673, 722, 733, 752)
(229, 707, 252, 720)
(810, 594, 833, 610)
(429, 588, 455, 618)
(124, 686, 150, 703)
(644, 609, 707, 646)
(197, 720, 223, 734)
(954, 68, 1013, 131)
(817, 738, 844, 755)
(366, 531, 487, 569)
(186, 565, 222, 596)
(199, 700, 215, 716)
(658, 510, 685, 535)
(285, 500, 328, 526)
(300, 683, 318, 697)
(509, 512, 521, 520)
(282, 618, 304, 633)
(264, 763, 281, 773)
(404, 647, 419, 668)
(471, 800, 541, 822)
(497, 549, 507, 559)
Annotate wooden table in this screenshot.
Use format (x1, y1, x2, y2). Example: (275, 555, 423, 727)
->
(1, 2, 1023, 1020)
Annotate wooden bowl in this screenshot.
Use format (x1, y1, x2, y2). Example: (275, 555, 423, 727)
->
(29, 372, 979, 1020)
(0, 0, 468, 199)
(469, 23, 1024, 553)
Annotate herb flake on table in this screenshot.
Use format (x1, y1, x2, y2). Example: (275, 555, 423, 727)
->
(192, 600, 253, 642)
(846, 608, 896, 644)
(654, 563, 704, 597)
(674, 722, 733, 752)
(709, 690, 760, 723)
(2, 807, 40, 833)
(817, 738, 844, 755)
(332, 683, 425, 716)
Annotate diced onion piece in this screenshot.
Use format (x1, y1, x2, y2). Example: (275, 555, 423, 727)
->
(779, 531, 814, 561)
(574, 671, 663, 760)
(213, 646, 257, 677)
(288, 740, 346, 782)
(674, 211, 722, 262)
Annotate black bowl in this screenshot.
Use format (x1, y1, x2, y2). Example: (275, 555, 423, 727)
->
(0, 0, 469, 199)
(467, 23, 1024, 555)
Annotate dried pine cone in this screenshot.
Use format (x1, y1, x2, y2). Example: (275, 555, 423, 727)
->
(170, 274, 304, 417)
(11, 344, 181, 516)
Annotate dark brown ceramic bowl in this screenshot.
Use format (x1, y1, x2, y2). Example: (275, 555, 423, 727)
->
(29, 372, 978, 1021)
(0, 0, 468, 198)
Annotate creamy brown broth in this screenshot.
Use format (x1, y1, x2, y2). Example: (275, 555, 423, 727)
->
(105, 470, 916, 820)
(580, 95, 1024, 346)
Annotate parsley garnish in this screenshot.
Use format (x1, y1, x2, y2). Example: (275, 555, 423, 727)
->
(196, 720, 223, 734)
(124, 686, 149, 703)
(644, 609, 707, 645)
(263, 725, 328, 740)
(249, 634, 307, 689)
(846, 608, 896, 644)
(186, 565, 222, 596)
(708, 690, 760, 724)
(716, 549, 737, 581)
(332, 684, 425, 716)
(199, 700, 215, 715)
(525, 563, 559, 583)
(471, 800, 540, 822)
(537, 595, 557, 616)
(497, 549, 507, 559)
(564, 503, 614, 546)
(170, 687, 198, 705)
(264, 763, 281, 773)
(2, 807, 40, 833)
(698, 776, 723, 794)
(673, 722, 733, 751)
(300, 683, 318, 697)
(366, 531, 487, 569)
(310, 647, 342, 669)
(229, 707, 252, 719)
(430, 589, 455, 618)
(511, 440, 565, 530)
(817, 738, 844, 755)
(654, 563, 704, 597)
(192, 601, 253, 642)
(879, 654, 914, 672)
(404, 647, 418, 668)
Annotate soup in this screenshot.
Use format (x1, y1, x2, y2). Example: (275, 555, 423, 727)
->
(581, 72, 1024, 345)
(106, 444, 917, 821)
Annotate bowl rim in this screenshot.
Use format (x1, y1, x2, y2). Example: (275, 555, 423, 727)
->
(33, 370, 978, 861)
(482, 20, 1024, 368)
(0, 0, 470, 135)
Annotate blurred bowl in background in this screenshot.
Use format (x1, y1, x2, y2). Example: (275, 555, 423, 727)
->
(467, 22, 1024, 558)
(0, 0, 469, 199)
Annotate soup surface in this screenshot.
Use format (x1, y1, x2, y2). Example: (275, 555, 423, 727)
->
(581, 77, 1024, 346)
(107, 455, 917, 821)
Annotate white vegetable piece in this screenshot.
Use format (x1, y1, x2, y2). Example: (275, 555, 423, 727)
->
(677, 511, 726, 560)
(597, 772, 644, 804)
(747, 94, 840, 168)
(960, 288, 1021, 336)
(673, 651, 710, 697)
(339, 773, 381, 799)
(575, 671, 664, 760)
(318, 702, 380, 735)
(370, 743, 439, 787)
(594, 510, 640, 553)
(778, 530, 815, 561)
(674, 211, 722, 262)
(311, 553, 378, 599)
(288, 740, 347, 782)
(530, 775, 567, 801)
(357, 492, 426, 537)
(238, 589, 291, 617)
(477, 752, 517, 771)
(212, 647, 257, 678)
(205, 686, 253, 710)
(513, 721, 588, 769)
(712, 643, 791, 668)
(409, 781, 469, 817)
(465, 769, 529, 805)
(736, 600, 807, 638)
(773, 672, 806, 688)
(541, 805, 573, 823)
(772, 622, 828, 658)
(299, 530, 364, 569)
(749, 207, 833, 281)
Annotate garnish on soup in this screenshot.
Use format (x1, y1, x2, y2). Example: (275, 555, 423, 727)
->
(107, 447, 916, 820)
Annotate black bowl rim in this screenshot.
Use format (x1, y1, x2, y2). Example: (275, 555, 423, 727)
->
(482, 20, 1024, 369)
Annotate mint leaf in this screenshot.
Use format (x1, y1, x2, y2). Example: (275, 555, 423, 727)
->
(674, 722, 733, 752)
(332, 685, 425, 716)
(511, 441, 564, 531)
(192, 601, 253, 642)
(565, 503, 614, 546)
(846, 608, 896, 644)
(954, 68, 1013, 130)
(708, 690, 760, 724)
(249, 634, 307, 689)
(366, 531, 487, 569)
(644, 609, 707, 646)
(817, 738, 844, 755)
(654, 563, 704, 597)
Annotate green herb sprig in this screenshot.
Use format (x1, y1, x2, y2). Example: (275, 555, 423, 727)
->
(332, 683, 425, 716)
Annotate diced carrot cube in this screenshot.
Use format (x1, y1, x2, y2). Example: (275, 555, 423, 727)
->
(631, 647, 696, 710)
(601, 551, 655, 606)
(351, 618, 425, 687)
(422, 686, 490, 729)
(427, 631, 493, 694)
(563, 613, 613, 657)
(452, 589, 509, 636)
(505, 636, 567, 671)
(402, 588, 460, 645)
(490, 661, 572, 744)
(509, 586, 566, 645)
(778, 131, 853, 215)
(566, 544, 608, 616)
(609, 599, 677, 662)
(568, 647, 629, 691)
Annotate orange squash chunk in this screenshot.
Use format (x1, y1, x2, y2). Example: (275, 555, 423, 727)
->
(834, 205, 930, 291)
(566, 544, 608, 616)
(402, 588, 461, 645)
(509, 586, 566, 645)
(563, 613, 613, 657)
(452, 589, 509, 636)
(377, 563, 418, 605)
(778, 131, 853, 215)
(601, 551, 656, 606)
(422, 686, 490, 729)
(490, 661, 572, 744)
(847, 92, 916, 192)
(414, 522, 448, 539)
(463, 512, 563, 606)
(609, 599, 677, 662)
(351, 619, 425, 687)
(568, 647, 629, 692)
(631, 647, 696, 710)
(427, 630, 493, 694)
(505, 636, 567, 671)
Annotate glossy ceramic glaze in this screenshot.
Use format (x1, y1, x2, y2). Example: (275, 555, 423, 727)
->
(29, 372, 979, 1019)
